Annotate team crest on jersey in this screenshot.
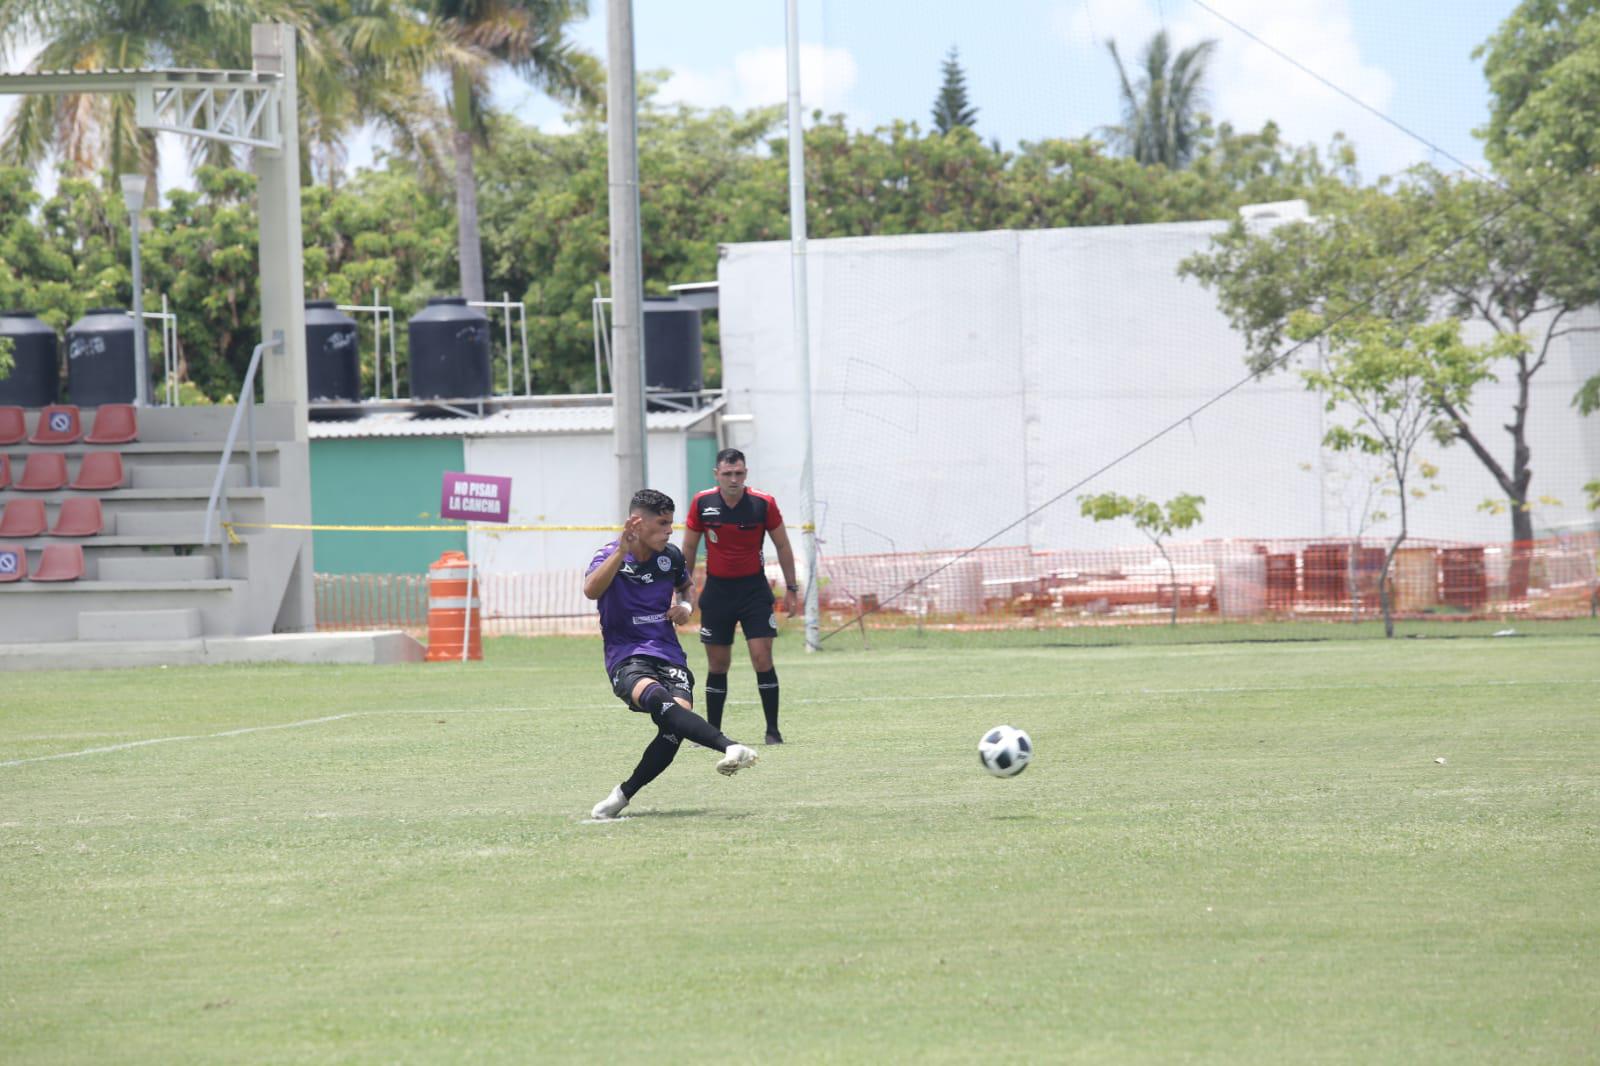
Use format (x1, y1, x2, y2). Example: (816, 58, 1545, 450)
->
(706, 528, 718, 543)
(656, 555, 671, 571)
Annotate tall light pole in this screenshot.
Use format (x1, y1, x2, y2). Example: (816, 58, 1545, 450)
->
(118, 173, 149, 406)
(785, 0, 821, 652)
(606, 0, 647, 513)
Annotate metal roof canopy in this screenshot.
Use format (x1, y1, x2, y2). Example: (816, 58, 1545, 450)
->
(0, 68, 285, 150)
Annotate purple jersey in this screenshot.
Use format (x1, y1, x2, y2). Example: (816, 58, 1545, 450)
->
(588, 540, 691, 672)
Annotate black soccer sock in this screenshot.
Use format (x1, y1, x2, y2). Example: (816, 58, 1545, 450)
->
(704, 672, 729, 730)
(756, 669, 780, 734)
(622, 727, 681, 798)
(638, 682, 731, 752)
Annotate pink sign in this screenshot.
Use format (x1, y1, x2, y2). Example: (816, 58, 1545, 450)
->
(441, 471, 512, 523)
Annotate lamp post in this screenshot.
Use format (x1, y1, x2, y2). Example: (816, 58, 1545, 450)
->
(118, 173, 149, 406)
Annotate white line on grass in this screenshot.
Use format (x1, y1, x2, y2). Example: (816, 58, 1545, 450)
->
(0, 707, 523, 768)
(4, 678, 1595, 769)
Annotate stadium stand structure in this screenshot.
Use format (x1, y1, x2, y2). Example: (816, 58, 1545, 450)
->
(0, 404, 423, 664)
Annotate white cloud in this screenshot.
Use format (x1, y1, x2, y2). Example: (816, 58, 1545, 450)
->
(661, 43, 859, 117)
(1055, 0, 1424, 179)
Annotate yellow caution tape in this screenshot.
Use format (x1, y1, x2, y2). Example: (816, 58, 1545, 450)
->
(221, 521, 818, 535)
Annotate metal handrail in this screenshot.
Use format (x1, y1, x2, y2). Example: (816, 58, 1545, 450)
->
(202, 333, 280, 552)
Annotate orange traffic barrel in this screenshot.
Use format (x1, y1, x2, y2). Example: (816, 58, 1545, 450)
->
(426, 550, 482, 661)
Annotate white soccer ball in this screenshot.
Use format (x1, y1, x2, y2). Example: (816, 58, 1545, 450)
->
(978, 725, 1033, 778)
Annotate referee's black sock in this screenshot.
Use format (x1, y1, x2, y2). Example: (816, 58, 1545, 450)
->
(704, 672, 728, 730)
(756, 669, 780, 736)
(638, 682, 730, 752)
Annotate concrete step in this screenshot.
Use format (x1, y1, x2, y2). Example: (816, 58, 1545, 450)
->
(114, 511, 216, 537)
(131, 464, 246, 490)
(78, 608, 202, 641)
(97, 555, 217, 581)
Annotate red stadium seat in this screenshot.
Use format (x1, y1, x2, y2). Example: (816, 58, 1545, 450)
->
(15, 453, 68, 491)
(70, 451, 124, 491)
(28, 404, 82, 445)
(0, 406, 24, 445)
(0, 498, 47, 537)
(84, 403, 138, 444)
(51, 497, 103, 537)
(30, 543, 84, 582)
(0, 543, 26, 582)
(0, 453, 9, 489)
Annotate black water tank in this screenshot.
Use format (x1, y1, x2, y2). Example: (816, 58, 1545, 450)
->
(642, 297, 703, 400)
(305, 300, 361, 402)
(408, 297, 490, 400)
(65, 307, 138, 406)
(0, 310, 60, 406)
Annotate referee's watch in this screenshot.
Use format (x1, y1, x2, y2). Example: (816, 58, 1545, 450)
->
(785, 584, 799, 592)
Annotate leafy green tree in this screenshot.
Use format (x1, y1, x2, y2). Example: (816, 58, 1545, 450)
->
(1179, 168, 1600, 577)
(1, 90, 1355, 402)
(1103, 30, 1218, 169)
(1474, 0, 1600, 423)
(1077, 491, 1205, 625)
(931, 46, 978, 135)
(1297, 315, 1501, 637)
(1476, 0, 1600, 177)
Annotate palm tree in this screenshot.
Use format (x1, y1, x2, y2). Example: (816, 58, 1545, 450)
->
(420, 0, 599, 301)
(0, 0, 365, 195)
(1102, 29, 1217, 169)
(298, 0, 453, 187)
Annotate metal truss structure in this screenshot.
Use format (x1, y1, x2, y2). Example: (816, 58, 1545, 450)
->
(0, 68, 284, 151)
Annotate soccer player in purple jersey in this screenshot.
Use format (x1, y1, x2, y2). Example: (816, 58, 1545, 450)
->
(583, 488, 759, 820)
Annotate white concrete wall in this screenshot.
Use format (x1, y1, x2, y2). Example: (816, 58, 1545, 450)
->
(719, 223, 1600, 558)
(461, 430, 689, 577)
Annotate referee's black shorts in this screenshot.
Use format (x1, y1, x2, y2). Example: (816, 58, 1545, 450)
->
(698, 573, 778, 644)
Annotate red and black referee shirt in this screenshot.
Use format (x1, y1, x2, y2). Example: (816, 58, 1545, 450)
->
(686, 487, 784, 579)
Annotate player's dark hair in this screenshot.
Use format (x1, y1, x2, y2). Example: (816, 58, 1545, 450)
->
(715, 448, 746, 468)
(630, 488, 675, 516)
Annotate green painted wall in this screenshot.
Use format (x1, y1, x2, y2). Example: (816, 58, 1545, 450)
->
(686, 435, 718, 498)
(685, 435, 718, 561)
(310, 437, 466, 574)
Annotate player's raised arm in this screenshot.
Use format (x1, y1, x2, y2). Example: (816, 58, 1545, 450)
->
(583, 515, 642, 599)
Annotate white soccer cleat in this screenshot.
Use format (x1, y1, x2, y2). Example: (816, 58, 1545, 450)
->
(715, 744, 759, 776)
(590, 784, 630, 820)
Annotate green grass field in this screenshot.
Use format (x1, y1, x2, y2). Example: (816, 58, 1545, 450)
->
(3, 623, 1598, 1063)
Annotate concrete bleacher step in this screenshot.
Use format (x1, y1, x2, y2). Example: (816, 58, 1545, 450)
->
(130, 463, 246, 490)
(78, 608, 203, 641)
(97, 555, 217, 581)
(113, 510, 216, 537)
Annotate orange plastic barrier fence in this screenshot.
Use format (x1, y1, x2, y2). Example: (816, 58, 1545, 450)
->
(425, 551, 482, 661)
(313, 533, 1598, 634)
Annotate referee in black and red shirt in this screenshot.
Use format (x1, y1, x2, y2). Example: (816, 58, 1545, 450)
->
(680, 448, 799, 744)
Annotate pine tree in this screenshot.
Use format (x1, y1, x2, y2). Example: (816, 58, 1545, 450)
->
(931, 46, 979, 135)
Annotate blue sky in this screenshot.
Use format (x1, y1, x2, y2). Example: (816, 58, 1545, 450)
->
(485, 0, 1514, 184)
(2, 0, 1520, 192)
